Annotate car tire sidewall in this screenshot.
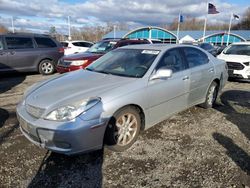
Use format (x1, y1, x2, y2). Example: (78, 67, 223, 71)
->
(105, 106, 141, 152)
(39, 60, 55, 75)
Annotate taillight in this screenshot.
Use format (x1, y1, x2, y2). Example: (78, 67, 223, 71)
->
(59, 47, 64, 53)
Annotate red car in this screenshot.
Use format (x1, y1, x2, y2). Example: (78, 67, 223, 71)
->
(56, 39, 150, 73)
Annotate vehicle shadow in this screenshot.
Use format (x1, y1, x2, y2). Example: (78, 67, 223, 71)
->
(215, 90, 250, 140)
(28, 150, 104, 188)
(213, 133, 250, 175)
(0, 63, 28, 94)
(0, 108, 19, 144)
(213, 89, 250, 176)
(0, 108, 9, 128)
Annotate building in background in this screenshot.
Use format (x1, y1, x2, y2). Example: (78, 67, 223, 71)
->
(103, 27, 250, 46)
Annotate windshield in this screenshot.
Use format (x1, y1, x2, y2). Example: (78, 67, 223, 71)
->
(224, 44, 250, 55)
(86, 49, 160, 78)
(87, 40, 117, 54)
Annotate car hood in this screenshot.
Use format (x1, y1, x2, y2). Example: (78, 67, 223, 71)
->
(25, 70, 136, 110)
(63, 52, 102, 60)
(217, 54, 250, 63)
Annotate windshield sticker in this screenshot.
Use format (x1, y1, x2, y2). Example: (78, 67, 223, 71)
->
(142, 50, 160, 55)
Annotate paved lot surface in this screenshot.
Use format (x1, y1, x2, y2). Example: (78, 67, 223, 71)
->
(0, 73, 250, 188)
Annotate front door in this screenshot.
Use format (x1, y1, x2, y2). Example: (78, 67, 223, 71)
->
(146, 48, 190, 126)
(4, 36, 38, 71)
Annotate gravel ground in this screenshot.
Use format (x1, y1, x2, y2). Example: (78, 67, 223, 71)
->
(0, 73, 249, 188)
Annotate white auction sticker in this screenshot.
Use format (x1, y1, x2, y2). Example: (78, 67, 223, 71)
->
(142, 50, 160, 55)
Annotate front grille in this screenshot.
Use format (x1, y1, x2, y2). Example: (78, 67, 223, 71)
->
(26, 104, 45, 118)
(226, 62, 244, 70)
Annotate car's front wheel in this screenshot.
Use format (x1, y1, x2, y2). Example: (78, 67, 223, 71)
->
(105, 106, 141, 152)
(200, 81, 218, 108)
(39, 59, 55, 75)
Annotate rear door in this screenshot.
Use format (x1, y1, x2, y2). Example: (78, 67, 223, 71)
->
(182, 47, 214, 106)
(5, 36, 38, 71)
(0, 36, 10, 71)
(34, 37, 62, 64)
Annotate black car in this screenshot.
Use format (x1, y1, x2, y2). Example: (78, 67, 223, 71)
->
(198, 43, 217, 56)
(0, 33, 64, 75)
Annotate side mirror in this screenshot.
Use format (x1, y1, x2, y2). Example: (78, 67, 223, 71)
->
(150, 69, 173, 80)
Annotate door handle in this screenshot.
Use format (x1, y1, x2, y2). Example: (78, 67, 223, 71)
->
(182, 76, 189, 80)
(208, 68, 214, 73)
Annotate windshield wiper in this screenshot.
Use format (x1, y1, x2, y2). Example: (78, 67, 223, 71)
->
(85, 67, 93, 71)
(95, 70, 111, 75)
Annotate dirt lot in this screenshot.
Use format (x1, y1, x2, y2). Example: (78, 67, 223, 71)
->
(0, 73, 249, 188)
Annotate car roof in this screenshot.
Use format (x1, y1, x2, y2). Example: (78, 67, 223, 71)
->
(120, 44, 200, 51)
(0, 33, 51, 38)
(62, 40, 93, 43)
(99, 38, 149, 43)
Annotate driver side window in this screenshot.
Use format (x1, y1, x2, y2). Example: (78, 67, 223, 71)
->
(155, 49, 185, 73)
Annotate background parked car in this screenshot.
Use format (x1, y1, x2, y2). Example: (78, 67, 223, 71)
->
(61, 40, 93, 55)
(56, 38, 150, 73)
(217, 42, 250, 80)
(198, 43, 217, 56)
(0, 33, 64, 75)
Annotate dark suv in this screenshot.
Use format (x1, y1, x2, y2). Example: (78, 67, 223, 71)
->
(0, 33, 64, 75)
(56, 38, 150, 73)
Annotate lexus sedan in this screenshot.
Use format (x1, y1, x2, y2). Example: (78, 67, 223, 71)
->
(17, 44, 228, 155)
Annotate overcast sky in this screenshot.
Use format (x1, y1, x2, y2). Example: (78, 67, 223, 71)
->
(0, 0, 248, 33)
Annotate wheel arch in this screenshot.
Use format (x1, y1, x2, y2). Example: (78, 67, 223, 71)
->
(37, 58, 54, 70)
(110, 103, 146, 131)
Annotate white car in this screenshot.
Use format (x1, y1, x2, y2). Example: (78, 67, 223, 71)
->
(217, 42, 250, 80)
(61, 40, 93, 55)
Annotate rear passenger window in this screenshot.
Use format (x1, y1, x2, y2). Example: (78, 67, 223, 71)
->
(61, 42, 68, 47)
(34, 37, 57, 48)
(183, 47, 209, 68)
(72, 42, 92, 47)
(6, 37, 34, 49)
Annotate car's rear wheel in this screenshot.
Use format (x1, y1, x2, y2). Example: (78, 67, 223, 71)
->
(105, 106, 141, 152)
(200, 81, 218, 108)
(39, 59, 55, 75)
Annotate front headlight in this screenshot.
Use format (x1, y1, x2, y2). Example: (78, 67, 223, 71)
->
(70, 60, 88, 66)
(45, 97, 100, 121)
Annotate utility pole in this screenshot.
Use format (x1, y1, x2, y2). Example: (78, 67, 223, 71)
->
(68, 16, 71, 41)
(226, 13, 233, 46)
(11, 16, 15, 33)
(113, 25, 116, 39)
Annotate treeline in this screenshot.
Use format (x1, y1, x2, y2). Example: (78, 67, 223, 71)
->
(232, 7, 250, 29)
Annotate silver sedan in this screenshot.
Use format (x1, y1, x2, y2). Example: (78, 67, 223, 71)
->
(16, 44, 228, 155)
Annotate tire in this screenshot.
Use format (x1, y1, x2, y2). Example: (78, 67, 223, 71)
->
(200, 81, 218, 109)
(38, 59, 55, 75)
(105, 106, 141, 152)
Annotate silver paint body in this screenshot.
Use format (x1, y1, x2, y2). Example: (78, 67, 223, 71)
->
(16, 44, 228, 155)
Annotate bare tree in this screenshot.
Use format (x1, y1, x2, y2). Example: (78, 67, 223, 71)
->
(0, 24, 8, 33)
(233, 7, 250, 30)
